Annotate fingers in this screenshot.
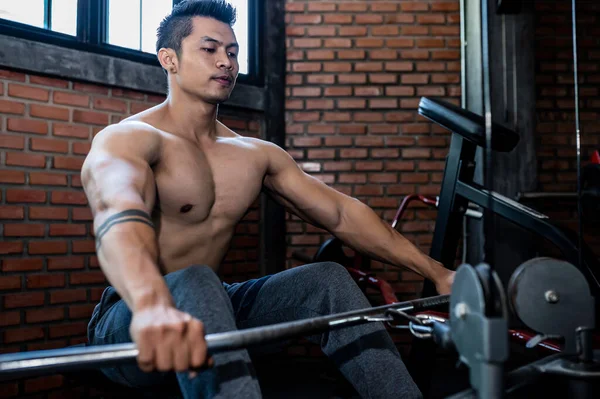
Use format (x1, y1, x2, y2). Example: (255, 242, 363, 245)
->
(188, 319, 208, 370)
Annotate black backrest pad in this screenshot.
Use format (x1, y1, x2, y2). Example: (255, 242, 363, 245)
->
(418, 97, 520, 153)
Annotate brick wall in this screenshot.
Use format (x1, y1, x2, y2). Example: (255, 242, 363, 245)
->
(533, 0, 600, 253)
(284, 0, 461, 303)
(535, 0, 600, 191)
(0, 68, 261, 397)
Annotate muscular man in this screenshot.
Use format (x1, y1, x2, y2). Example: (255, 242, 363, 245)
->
(83, 1, 454, 397)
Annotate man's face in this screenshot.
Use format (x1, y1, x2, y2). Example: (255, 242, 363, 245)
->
(175, 17, 239, 104)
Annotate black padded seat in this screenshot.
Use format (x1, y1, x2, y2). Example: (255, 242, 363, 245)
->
(418, 97, 520, 153)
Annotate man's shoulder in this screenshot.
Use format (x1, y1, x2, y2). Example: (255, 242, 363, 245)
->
(94, 120, 162, 143)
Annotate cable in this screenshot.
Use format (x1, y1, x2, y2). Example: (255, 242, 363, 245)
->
(571, 0, 582, 270)
(481, 0, 495, 310)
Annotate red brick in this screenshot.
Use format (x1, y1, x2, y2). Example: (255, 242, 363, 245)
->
(324, 38, 352, 48)
(340, 149, 368, 159)
(29, 75, 70, 88)
(6, 153, 45, 169)
(432, 2, 460, 11)
(4, 292, 45, 308)
(339, 125, 367, 134)
(49, 223, 86, 236)
(338, 50, 366, 60)
(2, 258, 44, 272)
(3, 327, 45, 343)
(293, 38, 322, 48)
(369, 74, 397, 84)
(90, 287, 105, 301)
(387, 38, 415, 48)
(354, 112, 384, 122)
(369, 99, 398, 108)
(306, 50, 335, 60)
(324, 112, 352, 122)
(354, 86, 383, 96)
(356, 14, 383, 24)
(292, 62, 322, 72)
(73, 110, 109, 125)
(69, 304, 96, 319)
(70, 271, 106, 284)
(371, 2, 398, 12)
(306, 26, 335, 36)
(293, 14, 322, 24)
(401, 2, 429, 11)
(53, 156, 85, 171)
(50, 289, 87, 304)
(30, 104, 70, 121)
(431, 26, 460, 35)
(7, 118, 48, 134)
(307, 125, 336, 134)
(74, 82, 108, 95)
(48, 256, 85, 270)
(369, 173, 398, 183)
(432, 50, 460, 60)
(29, 241, 68, 255)
(0, 276, 21, 290)
(0, 134, 25, 149)
(4, 223, 45, 237)
(0, 170, 25, 184)
(372, 26, 400, 36)
(0, 242, 23, 255)
(402, 148, 432, 159)
(28, 206, 68, 220)
(0, 69, 26, 81)
(26, 307, 65, 324)
(307, 149, 335, 159)
(30, 137, 69, 153)
(111, 88, 145, 100)
(8, 84, 49, 101)
(93, 97, 127, 113)
(370, 50, 398, 60)
(418, 14, 446, 24)
(306, 75, 335, 85)
(29, 172, 68, 186)
(339, 174, 367, 184)
(27, 273, 66, 289)
(355, 62, 383, 72)
(292, 87, 322, 97)
(6, 189, 47, 203)
(372, 149, 400, 158)
(338, 99, 367, 109)
(53, 125, 89, 141)
(324, 14, 353, 24)
(402, 26, 429, 35)
(0, 99, 25, 114)
(324, 87, 352, 96)
(323, 63, 352, 72)
(72, 239, 96, 254)
(338, 3, 367, 11)
(356, 161, 383, 171)
(339, 27, 368, 37)
(72, 207, 93, 221)
(24, 375, 64, 394)
(323, 162, 352, 171)
(0, 312, 20, 327)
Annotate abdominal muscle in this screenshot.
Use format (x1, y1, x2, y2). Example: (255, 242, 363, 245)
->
(154, 216, 236, 275)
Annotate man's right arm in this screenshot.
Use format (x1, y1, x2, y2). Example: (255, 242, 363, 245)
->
(82, 123, 208, 374)
(81, 122, 171, 312)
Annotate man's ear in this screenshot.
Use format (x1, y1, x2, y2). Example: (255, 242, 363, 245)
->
(157, 48, 178, 74)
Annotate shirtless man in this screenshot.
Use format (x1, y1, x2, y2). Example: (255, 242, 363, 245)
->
(83, 1, 454, 397)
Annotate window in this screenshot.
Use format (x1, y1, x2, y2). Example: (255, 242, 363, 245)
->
(0, 0, 259, 82)
(0, 0, 78, 36)
(104, 0, 249, 75)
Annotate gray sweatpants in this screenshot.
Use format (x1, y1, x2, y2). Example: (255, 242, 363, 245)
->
(87, 262, 422, 398)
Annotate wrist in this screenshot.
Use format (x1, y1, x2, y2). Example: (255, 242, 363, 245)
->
(131, 282, 173, 312)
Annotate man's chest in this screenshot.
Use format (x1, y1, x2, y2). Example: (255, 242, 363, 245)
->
(152, 139, 266, 223)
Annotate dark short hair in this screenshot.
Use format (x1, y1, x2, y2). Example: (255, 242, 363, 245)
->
(156, 0, 237, 55)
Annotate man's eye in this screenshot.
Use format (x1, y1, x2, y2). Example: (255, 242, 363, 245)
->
(228, 52, 238, 58)
(203, 48, 215, 53)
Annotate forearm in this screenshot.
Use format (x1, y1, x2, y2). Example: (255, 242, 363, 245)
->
(95, 215, 173, 312)
(332, 198, 444, 281)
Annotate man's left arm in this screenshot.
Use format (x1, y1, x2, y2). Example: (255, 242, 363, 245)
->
(261, 142, 454, 294)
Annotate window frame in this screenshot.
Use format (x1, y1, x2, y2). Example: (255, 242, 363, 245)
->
(0, 0, 263, 86)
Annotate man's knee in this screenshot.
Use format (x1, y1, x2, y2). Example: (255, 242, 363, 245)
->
(166, 264, 221, 290)
(302, 261, 354, 287)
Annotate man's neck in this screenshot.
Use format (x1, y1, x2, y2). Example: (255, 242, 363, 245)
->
(164, 89, 219, 143)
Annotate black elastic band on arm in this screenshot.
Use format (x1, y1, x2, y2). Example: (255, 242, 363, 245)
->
(95, 209, 155, 248)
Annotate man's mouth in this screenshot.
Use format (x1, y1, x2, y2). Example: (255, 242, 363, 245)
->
(213, 76, 232, 86)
